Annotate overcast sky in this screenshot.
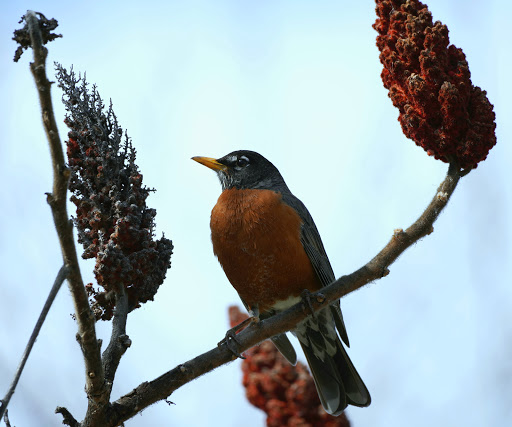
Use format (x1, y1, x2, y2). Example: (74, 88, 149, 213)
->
(1, 1, 511, 426)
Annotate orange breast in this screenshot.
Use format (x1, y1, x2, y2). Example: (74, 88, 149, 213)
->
(210, 188, 321, 312)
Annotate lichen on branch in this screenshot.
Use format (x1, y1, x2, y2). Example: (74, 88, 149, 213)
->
(373, 0, 496, 169)
(56, 65, 173, 320)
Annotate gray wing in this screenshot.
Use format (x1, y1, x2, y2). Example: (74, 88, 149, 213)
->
(282, 192, 350, 347)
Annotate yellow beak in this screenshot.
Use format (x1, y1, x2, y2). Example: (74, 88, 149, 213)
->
(192, 156, 228, 172)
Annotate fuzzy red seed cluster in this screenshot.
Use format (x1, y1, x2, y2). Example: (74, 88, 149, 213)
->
(57, 65, 173, 320)
(229, 306, 350, 427)
(373, 0, 496, 168)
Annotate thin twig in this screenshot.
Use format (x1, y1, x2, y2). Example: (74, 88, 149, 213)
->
(55, 407, 79, 427)
(0, 266, 68, 420)
(102, 163, 462, 426)
(81, 290, 131, 426)
(21, 9, 105, 412)
(3, 409, 12, 427)
(102, 288, 131, 385)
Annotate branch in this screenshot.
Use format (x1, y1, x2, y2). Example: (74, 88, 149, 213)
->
(18, 9, 105, 407)
(0, 266, 68, 420)
(102, 164, 462, 426)
(102, 288, 131, 387)
(55, 407, 79, 427)
(3, 410, 12, 427)
(78, 290, 132, 426)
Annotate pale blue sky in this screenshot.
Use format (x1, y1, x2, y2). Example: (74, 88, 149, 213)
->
(1, 1, 511, 426)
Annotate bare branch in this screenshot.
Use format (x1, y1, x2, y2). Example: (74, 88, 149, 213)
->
(3, 409, 12, 427)
(103, 289, 131, 391)
(104, 163, 462, 426)
(15, 9, 105, 412)
(79, 290, 132, 427)
(55, 407, 80, 427)
(0, 266, 68, 420)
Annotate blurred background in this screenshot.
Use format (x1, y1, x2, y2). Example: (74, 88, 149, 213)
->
(1, 1, 510, 426)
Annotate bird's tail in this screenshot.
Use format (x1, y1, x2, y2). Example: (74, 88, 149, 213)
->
(297, 312, 371, 415)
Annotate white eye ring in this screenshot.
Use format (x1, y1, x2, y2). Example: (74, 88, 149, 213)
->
(236, 156, 249, 167)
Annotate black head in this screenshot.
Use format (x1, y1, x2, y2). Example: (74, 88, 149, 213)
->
(192, 150, 289, 192)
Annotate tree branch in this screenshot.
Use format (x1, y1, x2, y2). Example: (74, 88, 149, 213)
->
(79, 290, 132, 426)
(102, 163, 462, 426)
(102, 288, 131, 386)
(55, 407, 79, 427)
(20, 9, 105, 408)
(3, 410, 12, 427)
(0, 266, 69, 420)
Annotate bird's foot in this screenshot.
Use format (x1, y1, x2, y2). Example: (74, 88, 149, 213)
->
(223, 329, 246, 360)
(217, 316, 259, 360)
(300, 289, 325, 319)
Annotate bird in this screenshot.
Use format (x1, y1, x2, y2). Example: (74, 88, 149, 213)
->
(192, 150, 371, 415)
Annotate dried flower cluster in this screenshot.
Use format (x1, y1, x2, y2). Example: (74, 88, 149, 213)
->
(229, 306, 350, 427)
(56, 65, 173, 320)
(373, 0, 496, 169)
(12, 12, 62, 62)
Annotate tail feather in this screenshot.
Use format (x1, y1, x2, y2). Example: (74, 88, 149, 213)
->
(271, 333, 297, 365)
(300, 338, 371, 415)
(296, 309, 371, 415)
(300, 341, 346, 415)
(335, 341, 371, 407)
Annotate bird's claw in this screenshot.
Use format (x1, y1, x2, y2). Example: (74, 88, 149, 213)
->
(222, 330, 246, 360)
(301, 289, 325, 319)
(218, 315, 259, 359)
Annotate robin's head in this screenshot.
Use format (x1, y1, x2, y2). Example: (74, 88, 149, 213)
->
(192, 150, 289, 192)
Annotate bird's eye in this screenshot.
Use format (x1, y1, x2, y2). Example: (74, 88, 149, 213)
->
(237, 156, 249, 167)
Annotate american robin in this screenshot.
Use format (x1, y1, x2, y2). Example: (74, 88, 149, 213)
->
(193, 150, 371, 415)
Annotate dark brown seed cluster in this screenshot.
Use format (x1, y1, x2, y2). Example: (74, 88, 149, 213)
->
(57, 65, 173, 320)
